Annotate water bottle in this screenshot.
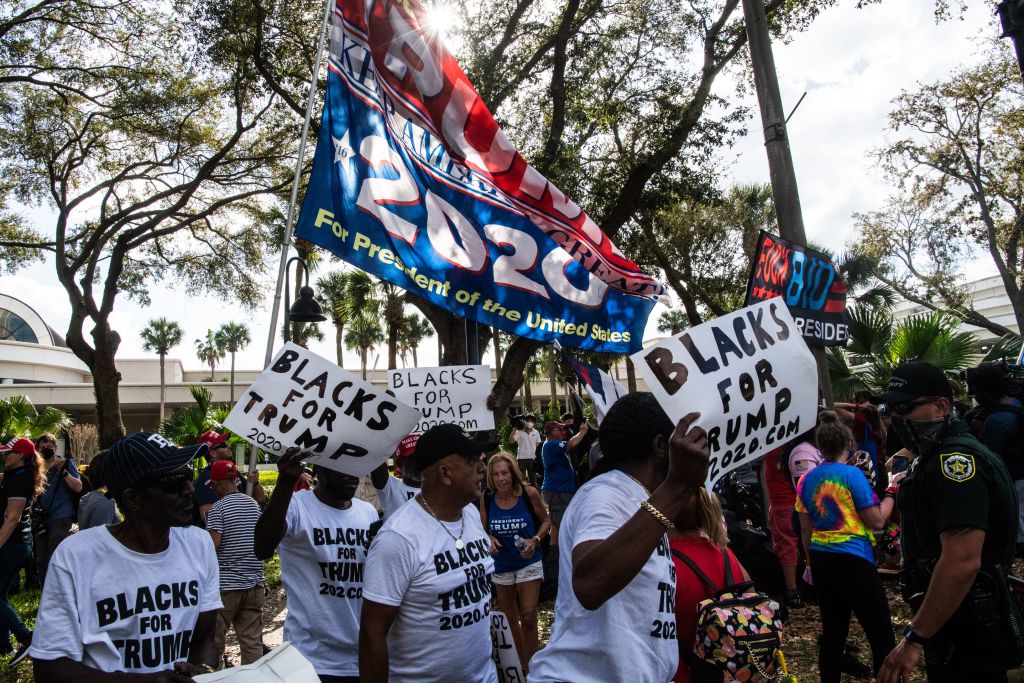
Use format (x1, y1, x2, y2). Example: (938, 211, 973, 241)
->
(514, 534, 527, 551)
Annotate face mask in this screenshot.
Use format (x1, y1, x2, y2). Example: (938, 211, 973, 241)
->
(41, 447, 56, 459)
(891, 415, 947, 453)
(525, 421, 534, 429)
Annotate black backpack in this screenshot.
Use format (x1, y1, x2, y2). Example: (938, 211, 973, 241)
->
(978, 405, 1024, 480)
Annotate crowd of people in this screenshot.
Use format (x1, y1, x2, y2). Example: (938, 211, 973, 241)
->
(0, 358, 1019, 681)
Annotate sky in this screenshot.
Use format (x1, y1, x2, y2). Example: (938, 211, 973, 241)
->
(0, 1, 1003, 373)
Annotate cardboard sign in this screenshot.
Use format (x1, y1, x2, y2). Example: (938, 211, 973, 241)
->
(490, 610, 525, 683)
(632, 298, 818, 487)
(388, 365, 495, 434)
(745, 230, 848, 346)
(194, 642, 317, 682)
(224, 343, 420, 476)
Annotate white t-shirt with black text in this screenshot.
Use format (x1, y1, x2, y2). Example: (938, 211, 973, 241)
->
(363, 498, 497, 683)
(375, 475, 418, 519)
(529, 469, 679, 682)
(29, 525, 222, 674)
(279, 490, 378, 677)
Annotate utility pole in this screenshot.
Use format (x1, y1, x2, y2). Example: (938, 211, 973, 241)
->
(998, 0, 1024, 87)
(740, 0, 833, 406)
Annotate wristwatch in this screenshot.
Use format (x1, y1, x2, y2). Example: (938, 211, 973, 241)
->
(903, 624, 929, 646)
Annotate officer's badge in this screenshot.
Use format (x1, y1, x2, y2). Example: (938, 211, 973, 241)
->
(940, 453, 975, 482)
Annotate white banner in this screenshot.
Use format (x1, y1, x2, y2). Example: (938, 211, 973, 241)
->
(194, 642, 317, 682)
(224, 343, 420, 476)
(632, 298, 818, 487)
(490, 609, 525, 683)
(388, 365, 495, 434)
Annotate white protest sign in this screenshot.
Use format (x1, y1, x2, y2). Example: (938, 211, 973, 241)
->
(388, 365, 495, 434)
(632, 297, 818, 488)
(194, 642, 317, 682)
(490, 610, 525, 683)
(224, 343, 420, 476)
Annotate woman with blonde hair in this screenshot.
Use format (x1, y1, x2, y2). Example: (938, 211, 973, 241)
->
(0, 437, 46, 663)
(483, 452, 550, 671)
(669, 488, 750, 683)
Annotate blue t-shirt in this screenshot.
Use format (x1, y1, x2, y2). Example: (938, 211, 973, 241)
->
(38, 459, 80, 520)
(488, 494, 541, 574)
(795, 461, 879, 564)
(541, 440, 575, 493)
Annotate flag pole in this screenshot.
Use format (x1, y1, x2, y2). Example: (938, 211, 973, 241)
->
(248, 0, 334, 480)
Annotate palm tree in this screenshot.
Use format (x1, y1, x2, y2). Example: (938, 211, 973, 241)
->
(344, 314, 384, 380)
(400, 314, 434, 368)
(281, 321, 326, 349)
(657, 309, 689, 336)
(378, 281, 407, 370)
(828, 309, 976, 399)
(140, 317, 183, 423)
(195, 330, 225, 381)
(0, 396, 71, 442)
(216, 322, 251, 404)
(317, 271, 353, 367)
(521, 352, 544, 412)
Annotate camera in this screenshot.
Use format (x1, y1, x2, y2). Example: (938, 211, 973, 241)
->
(961, 361, 1024, 400)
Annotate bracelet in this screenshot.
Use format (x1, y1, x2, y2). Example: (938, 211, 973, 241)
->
(640, 501, 675, 529)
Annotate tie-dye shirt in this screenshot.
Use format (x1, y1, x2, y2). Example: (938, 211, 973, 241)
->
(795, 461, 879, 563)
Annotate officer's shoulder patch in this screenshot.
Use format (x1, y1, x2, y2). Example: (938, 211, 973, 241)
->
(940, 452, 976, 482)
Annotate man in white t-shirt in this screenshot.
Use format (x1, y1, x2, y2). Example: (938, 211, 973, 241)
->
(254, 449, 378, 682)
(370, 434, 421, 519)
(360, 424, 497, 683)
(510, 415, 541, 484)
(31, 432, 222, 680)
(529, 393, 709, 682)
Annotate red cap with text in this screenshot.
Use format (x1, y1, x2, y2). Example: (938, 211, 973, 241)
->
(395, 434, 420, 459)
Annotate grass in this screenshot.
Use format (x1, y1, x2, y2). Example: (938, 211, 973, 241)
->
(0, 580, 40, 682)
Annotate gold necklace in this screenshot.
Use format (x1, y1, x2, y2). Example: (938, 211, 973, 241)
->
(418, 494, 465, 550)
(621, 471, 651, 496)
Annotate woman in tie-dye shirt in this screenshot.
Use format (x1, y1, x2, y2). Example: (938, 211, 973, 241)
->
(796, 411, 899, 683)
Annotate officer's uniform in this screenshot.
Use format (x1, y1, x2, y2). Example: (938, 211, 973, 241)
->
(898, 418, 1018, 682)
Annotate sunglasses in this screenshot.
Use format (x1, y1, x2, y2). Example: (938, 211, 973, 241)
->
(138, 472, 194, 494)
(890, 397, 937, 416)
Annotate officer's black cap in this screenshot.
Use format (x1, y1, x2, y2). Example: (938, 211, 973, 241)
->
(870, 361, 953, 405)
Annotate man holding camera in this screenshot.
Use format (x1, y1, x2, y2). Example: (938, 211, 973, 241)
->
(875, 361, 1021, 683)
(34, 433, 82, 586)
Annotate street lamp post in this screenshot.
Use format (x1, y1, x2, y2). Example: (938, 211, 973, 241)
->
(998, 0, 1024, 87)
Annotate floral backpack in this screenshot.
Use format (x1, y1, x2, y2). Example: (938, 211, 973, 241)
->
(672, 548, 795, 682)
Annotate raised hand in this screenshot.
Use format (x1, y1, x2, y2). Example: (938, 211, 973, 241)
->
(665, 412, 709, 491)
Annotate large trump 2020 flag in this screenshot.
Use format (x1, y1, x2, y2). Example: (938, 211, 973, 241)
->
(294, 0, 662, 353)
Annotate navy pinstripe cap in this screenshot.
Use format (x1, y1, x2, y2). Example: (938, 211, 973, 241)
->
(105, 432, 208, 499)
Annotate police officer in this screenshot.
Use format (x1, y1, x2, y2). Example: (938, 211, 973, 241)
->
(875, 361, 1020, 683)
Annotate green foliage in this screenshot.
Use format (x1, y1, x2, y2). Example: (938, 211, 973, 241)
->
(657, 309, 690, 336)
(0, 584, 40, 679)
(217, 322, 252, 354)
(158, 386, 221, 445)
(195, 330, 226, 377)
(0, 396, 72, 442)
(854, 41, 1024, 336)
(399, 313, 435, 368)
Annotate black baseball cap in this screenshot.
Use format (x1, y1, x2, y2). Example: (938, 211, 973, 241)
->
(870, 361, 953, 405)
(105, 432, 208, 499)
(414, 424, 496, 470)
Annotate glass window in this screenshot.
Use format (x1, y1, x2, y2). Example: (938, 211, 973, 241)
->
(0, 309, 38, 343)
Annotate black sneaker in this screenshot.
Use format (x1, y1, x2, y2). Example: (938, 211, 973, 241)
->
(784, 589, 804, 608)
(840, 649, 871, 678)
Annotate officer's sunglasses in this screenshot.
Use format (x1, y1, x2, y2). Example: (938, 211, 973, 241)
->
(890, 397, 938, 416)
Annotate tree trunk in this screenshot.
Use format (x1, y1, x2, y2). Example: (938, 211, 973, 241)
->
(158, 352, 166, 425)
(209, 359, 216, 380)
(547, 348, 557, 410)
(388, 321, 398, 370)
(230, 351, 236, 404)
(524, 379, 532, 413)
(493, 328, 503, 373)
(336, 325, 344, 367)
(489, 337, 542, 428)
(91, 325, 125, 448)
(361, 349, 368, 380)
(291, 259, 303, 344)
(406, 294, 467, 365)
(626, 356, 637, 394)
(412, 346, 419, 368)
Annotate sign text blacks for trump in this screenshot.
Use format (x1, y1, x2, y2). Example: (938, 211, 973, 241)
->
(632, 298, 818, 487)
(388, 365, 494, 434)
(224, 343, 420, 476)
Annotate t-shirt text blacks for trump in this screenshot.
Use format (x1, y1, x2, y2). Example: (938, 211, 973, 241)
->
(632, 298, 818, 487)
(224, 343, 420, 476)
